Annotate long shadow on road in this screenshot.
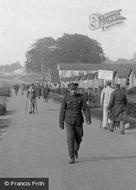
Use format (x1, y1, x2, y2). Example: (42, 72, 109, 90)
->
(77, 155, 136, 163)
(0, 119, 11, 140)
(0, 109, 14, 140)
(6, 110, 16, 115)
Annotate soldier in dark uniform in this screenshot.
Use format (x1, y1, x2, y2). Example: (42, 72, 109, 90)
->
(59, 82, 91, 164)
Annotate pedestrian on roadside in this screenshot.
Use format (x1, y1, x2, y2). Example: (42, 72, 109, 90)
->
(27, 84, 37, 114)
(43, 85, 50, 102)
(14, 84, 20, 95)
(108, 83, 127, 134)
(59, 82, 91, 164)
(100, 80, 114, 129)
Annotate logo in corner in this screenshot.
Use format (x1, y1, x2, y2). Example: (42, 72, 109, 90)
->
(89, 9, 127, 31)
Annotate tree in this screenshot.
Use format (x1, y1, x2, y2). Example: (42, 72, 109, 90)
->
(25, 34, 105, 74)
(25, 48, 42, 73)
(115, 58, 129, 64)
(56, 33, 105, 63)
(0, 62, 22, 72)
(25, 37, 57, 73)
(103, 57, 114, 64)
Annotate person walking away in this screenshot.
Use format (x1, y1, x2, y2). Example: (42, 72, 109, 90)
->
(43, 86, 50, 102)
(108, 83, 127, 134)
(21, 84, 25, 95)
(100, 80, 114, 129)
(59, 82, 91, 164)
(27, 84, 37, 114)
(37, 85, 42, 99)
(14, 84, 20, 95)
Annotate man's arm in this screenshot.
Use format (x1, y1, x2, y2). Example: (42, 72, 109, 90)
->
(26, 90, 29, 98)
(108, 92, 114, 110)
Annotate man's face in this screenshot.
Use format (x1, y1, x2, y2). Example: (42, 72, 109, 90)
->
(70, 89, 77, 95)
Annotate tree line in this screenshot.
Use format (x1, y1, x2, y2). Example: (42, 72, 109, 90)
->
(0, 62, 22, 73)
(25, 33, 105, 74)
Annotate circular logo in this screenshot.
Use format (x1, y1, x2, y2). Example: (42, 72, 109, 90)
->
(89, 14, 100, 30)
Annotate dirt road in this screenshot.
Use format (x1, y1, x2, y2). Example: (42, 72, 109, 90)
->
(0, 91, 136, 190)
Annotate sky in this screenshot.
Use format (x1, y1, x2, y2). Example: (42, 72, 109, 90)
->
(0, 0, 136, 65)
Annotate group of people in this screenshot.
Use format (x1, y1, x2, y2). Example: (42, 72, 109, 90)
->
(13, 82, 51, 114)
(59, 81, 128, 164)
(26, 83, 50, 114)
(12, 83, 50, 114)
(13, 81, 127, 164)
(100, 81, 127, 134)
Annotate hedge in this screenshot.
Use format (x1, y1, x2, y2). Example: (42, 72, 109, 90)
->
(49, 92, 136, 123)
(126, 102, 136, 118)
(0, 87, 11, 97)
(0, 104, 6, 115)
(127, 87, 136, 95)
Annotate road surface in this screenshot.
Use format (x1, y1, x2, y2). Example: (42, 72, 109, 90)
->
(0, 90, 136, 190)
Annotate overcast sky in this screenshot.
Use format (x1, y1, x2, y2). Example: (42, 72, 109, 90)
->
(0, 0, 136, 65)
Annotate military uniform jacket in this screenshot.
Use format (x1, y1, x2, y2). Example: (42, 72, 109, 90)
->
(59, 93, 91, 128)
(108, 89, 127, 121)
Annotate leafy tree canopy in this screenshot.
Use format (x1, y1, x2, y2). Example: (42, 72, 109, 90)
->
(56, 33, 105, 63)
(0, 62, 22, 72)
(25, 34, 105, 73)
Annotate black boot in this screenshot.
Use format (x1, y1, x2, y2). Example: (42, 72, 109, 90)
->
(69, 157, 75, 164)
(74, 151, 78, 159)
(121, 130, 125, 134)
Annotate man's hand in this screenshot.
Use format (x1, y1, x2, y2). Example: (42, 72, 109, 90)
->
(60, 123, 64, 130)
(107, 109, 110, 114)
(87, 121, 91, 125)
(87, 101, 89, 105)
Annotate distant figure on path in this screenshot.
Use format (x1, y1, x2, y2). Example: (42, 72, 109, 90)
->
(27, 84, 37, 114)
(100, 80, 114, 129)
(59, 82, 91, 164)
(43, 85, 50, 102)
(14, 84, 20, 95)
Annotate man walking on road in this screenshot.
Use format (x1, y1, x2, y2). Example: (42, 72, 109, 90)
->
(108, 83, 127, 134)
(100, 80, 114, 129)
(59, 82, 91, 164)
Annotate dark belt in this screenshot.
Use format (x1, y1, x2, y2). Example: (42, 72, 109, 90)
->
(66, 109, 81, 114)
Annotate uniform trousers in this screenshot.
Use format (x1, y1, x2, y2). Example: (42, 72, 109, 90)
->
(66, 123, 83, 158)
(30, 98, 36, 112)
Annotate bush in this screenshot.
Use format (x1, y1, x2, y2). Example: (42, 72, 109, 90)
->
(49, 89, 101, 108)
(53, 87, 69, 95)
(91, 107, 103, 119)
(127, 87, 136, 95)
(84, 90, 101, 108)
(53, 87, 62, 95)
(0, 104, 6, 115)
(0, 87, 11, 97)
(49, 91, 136, 122)
(49, 92, 63, 103)
(126, 102, 136, 118)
